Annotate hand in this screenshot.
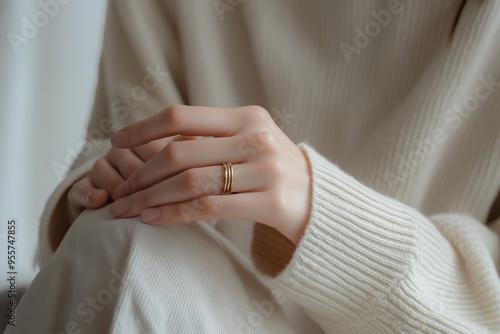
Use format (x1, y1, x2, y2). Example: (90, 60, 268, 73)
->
(66, 139, 169, 223)
(109, 105, 312, 244)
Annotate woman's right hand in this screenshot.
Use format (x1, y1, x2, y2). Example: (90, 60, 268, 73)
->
(65, 138, 170, 224)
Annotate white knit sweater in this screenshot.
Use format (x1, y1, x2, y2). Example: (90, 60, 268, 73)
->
(37, 0, 500, 333)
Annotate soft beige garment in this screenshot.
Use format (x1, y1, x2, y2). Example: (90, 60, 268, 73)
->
(8, 0, 500, 333)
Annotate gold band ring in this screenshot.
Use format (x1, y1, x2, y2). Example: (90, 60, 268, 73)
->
(222, 162, 233, 194)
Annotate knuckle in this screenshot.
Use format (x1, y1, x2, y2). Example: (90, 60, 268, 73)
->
(177, 202, 196, 222)
(68, 179, 89, 205)
(263, 160, 283, 180)
(165, 105, 186, 126)
(67, 184, 78, 203)
(181, 169, 201, 194)
(248, 105, 269, 123)
(203, 171, 221, 195)
(266, 141, 280, 156)
(258, 132, 278, 154)
(164, 141, 187, 163)
(199, 196, 222, 216)
(92, 158, 107, 173)
(246, 130, 277, 156)
(256, 130, 275, 143)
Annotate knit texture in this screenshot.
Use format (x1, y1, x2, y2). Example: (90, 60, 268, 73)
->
(34, 0, 500, 333)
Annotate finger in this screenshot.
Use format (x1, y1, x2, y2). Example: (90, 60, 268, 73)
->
(106, 149, 144, 179)
(114, 136, 251, 198)
(171, 135, 202, 142)
(68, 177, 108, 210)
(109, 164, 266, 218)
(111, 105, 246, 148)
(131, 136, 198, 162)
(131, 138, 169, 162)
(88, 159, 125, 199)
(140, 192, 265, 225)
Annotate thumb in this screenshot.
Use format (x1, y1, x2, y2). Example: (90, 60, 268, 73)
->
(68, 177, 109, 213)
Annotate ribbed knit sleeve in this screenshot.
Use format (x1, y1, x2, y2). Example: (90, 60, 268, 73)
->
(268, 144, 500, 334)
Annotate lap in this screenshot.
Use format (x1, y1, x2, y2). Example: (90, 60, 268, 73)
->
(8, 207, 295, 334)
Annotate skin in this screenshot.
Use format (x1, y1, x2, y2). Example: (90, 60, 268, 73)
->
(68, 105, 312, 245)
(64, 101, 500, 246)
(66, 136, 187, 223)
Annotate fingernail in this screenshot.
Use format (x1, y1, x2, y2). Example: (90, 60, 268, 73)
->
(110, 198, 130, 216)
(141, 208, 161, 223)
(86, 191, 103, 205)
(112, 131, 128, 148)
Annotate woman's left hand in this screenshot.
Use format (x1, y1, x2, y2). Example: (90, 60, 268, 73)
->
(109, 105, 311, 244)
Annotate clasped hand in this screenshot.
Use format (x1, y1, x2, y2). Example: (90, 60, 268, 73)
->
(69, 105, 311, 244)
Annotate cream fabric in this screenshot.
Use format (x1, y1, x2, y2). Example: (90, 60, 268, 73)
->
(8, 0, 500, 333)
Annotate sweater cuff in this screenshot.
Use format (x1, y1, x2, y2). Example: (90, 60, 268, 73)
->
(37, 140, 111, 267)
(272, 144, 421, 318)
